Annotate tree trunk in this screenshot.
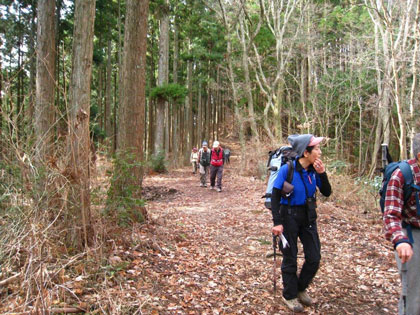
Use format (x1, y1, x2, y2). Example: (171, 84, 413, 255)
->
(185, 42, 193, 163)
(148, 99, 155, 157)
(409, 0, 420, 156)
(35, 0, 56, 162)
(105, 38, 113, 139)
(368, 15, 390, 177)
(66, 0, 96, 249)
(172, 22, 179, 162)
(28, 5, 36, 127)
(98, 64, 104, 132)
(154, 0, 170, 155)
(239, 16, 259, 143)
(0, 54, 3, 158)
(114, 0, 149, 221)
(197, 63, 203, 144)
(217, 0, 246, 170)
(117, 0, 149, 166)
(165, 104, 170, 154)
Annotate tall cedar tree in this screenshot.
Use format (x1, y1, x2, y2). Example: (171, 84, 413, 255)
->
(67, 0, 96, 249)
(115, 0, 149, 217)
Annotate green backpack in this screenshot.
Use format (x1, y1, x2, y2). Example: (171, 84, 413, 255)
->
(200, 149, 211, 166)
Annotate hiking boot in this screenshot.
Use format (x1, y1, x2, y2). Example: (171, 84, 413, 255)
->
(199, 183, 205, 187)
(297, 290, 313, 306)
(210, 186, 215, 190)
(217, 187, 222, 192)
(282, 297, 304, 312)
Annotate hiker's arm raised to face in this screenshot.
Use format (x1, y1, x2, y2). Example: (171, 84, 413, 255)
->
(317, 172, 331, 197)
(313, 158, 325, 173)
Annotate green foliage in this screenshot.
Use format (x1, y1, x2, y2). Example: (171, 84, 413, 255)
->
(91, 123, 106, 142)
(101, 260, 130, 278)
(254, 25, 276, 54)
(106, 151, 146, 227)
(149, 83, 187, 104)
(319, 4, 372, 43)
(148, 150, 167, 173)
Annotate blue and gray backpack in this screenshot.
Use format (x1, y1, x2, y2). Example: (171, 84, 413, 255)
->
(263, 146, 298, 209)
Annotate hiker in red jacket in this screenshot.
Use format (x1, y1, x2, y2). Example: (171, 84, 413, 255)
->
(209, 141, 224, 192)
(384, 133, 420, 315)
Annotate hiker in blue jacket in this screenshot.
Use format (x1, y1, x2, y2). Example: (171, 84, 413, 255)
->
(270, 134, 332, 312)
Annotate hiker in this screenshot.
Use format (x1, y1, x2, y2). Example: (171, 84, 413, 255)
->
(198, 141, 211, 187)
(224, 148, 231, 164)
(209, 140, 224, 192)
(384, 133, 420, 315)
(190, 147, 199, 174)
(270, 134, 331, 312)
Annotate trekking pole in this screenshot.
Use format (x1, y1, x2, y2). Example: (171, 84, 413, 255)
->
(401, 262, 408, 315)
(272, 234, 279, 295)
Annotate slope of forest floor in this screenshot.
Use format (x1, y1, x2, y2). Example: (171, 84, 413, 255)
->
(98, 140, 400, 314)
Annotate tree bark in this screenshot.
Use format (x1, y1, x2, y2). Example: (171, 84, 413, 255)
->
(197, 62, 203, 144)
(154, 0, 170, 155)
(105, 38, 113, 138)
(28, 5, 36, 128)
(409, 0, 420, 156)
(98, 64, 104, 132)
(185, 41, 193, 163)
(239, 12, 259, 143)
(35, 0, 56, 162)
(67, 0, 96, 249)
(116, 0, 149, 186)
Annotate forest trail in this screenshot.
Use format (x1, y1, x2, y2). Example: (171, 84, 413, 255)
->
(112, 140, 400, 314)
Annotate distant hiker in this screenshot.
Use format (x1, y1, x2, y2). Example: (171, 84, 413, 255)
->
(384, 133, 420, 315)
(198, 141, 211, 187)
(224, 148, 231, 164)
(270, 134, 331, 312)
(210, 140, 224, 192)
(190, 147, 199, 174)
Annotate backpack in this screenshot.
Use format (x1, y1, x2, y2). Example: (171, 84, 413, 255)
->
(200, 149, 211, 166)
(379, 160, 417, 213)
(263, 146, 298, 209)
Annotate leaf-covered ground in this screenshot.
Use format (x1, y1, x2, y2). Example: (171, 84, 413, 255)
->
(1, 142, 399, 314)
(117, 145, 400, 314)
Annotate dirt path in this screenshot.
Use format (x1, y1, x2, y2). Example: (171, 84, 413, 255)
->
(133, 145, 399, 314)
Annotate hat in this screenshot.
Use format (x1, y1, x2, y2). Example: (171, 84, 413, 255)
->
(202, 141, 208, 147)
(287, 134, 313, 157)
(212, 141, 220, 148)
(308, 136, 324, 147)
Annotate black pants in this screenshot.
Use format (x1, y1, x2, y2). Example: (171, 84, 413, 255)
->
(279, 206, 321, 300)
(210, 165, 223, 188)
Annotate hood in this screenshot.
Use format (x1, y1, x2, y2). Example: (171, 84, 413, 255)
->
(287, 134, 313, 157)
